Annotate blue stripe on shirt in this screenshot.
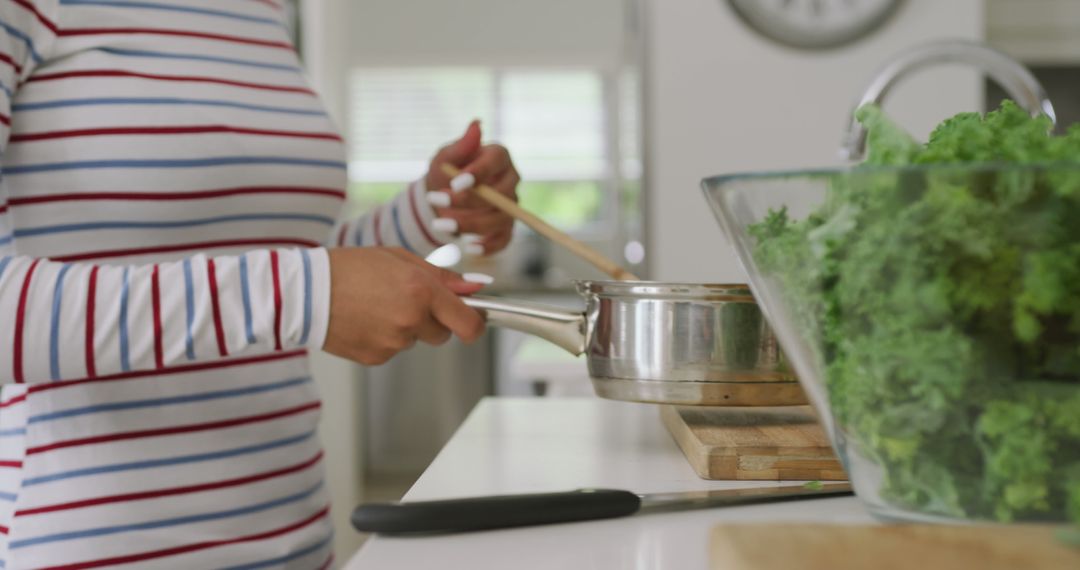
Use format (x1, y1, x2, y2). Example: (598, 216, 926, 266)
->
(15, 213, 337, 238)
(0, 428, 26, 437)
(220, 533, 333, 570)
(59, 0, 284, 26)
(28, 376, 311, 424)
(0, 492, 17, 502)
(238, 254, 257, 344)
(9, 481, 325, 548)
(298, 249, 313, 345)
(13, 97, 325, 116)
(391, 203, 417, 254)
(0, 19, 43, 63)
(23, 430, 317, 486)
(97, 46, 299, 72)
(183, 259, 197, 360)
(119, 267, 132, 371)
(5, 156, 347, 174)
(49, 264, 73, 381)
(0, 257, 13, 284)
(0, 235, 12, 247)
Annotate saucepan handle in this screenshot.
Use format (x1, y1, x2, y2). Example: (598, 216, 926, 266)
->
(463, 296, 587, 356)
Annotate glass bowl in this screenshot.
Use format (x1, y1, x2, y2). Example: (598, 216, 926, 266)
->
(704, 164, 1080, 524)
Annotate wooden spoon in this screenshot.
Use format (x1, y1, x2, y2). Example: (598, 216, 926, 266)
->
(440, 163, 641, 281)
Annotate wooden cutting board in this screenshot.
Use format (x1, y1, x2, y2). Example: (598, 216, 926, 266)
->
(710, 524, 1080, 570)
(661, 405, 846, 481)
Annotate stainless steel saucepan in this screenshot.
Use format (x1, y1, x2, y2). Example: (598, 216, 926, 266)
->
(464, 281, 804, 406)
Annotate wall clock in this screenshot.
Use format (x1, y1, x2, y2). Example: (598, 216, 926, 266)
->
(727, 0, 903, 50)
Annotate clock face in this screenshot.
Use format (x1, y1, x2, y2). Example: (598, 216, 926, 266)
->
(727, 0, 903, 50)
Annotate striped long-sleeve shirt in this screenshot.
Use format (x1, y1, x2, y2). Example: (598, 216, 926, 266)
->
(0, 1, 453, 568)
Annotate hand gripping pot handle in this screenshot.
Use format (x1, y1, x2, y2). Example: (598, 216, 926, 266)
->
(463, 296, 587, 356)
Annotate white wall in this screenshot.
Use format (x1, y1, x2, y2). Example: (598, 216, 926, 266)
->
(645, 0, 985, 283)
(351, 0, 627, 66)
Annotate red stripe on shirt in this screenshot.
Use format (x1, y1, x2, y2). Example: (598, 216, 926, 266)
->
(30, 350, 305, 396)
(0, 394, 26, 408)
(55, 28, 292, 50)
(12, 0, 59, 33)
(0, 460, 22, 468)
(270, 251, 283, 351)
(372, 207, 384, 246)
(26, 401, 321, 455)
(85, 266, 100, 377)
(13, 259, 41, 384)
(0, 52, 22, 75)
(0, 202, 8, 215)
(16, 451, 323, 516)
(335, 224, 347, 246)
(0, 113, 10, 127)
(206, 259, 229, 357)
(28, 69, 315, 95)
(9, 125, 343, 143)
(10, 187, 346, 207)
(408, 185, 442, 248)
(318, 553, 335, 570)
(51, 238, 320, 262)
(40, 505, 330, 570)
(151, 265, 164, 369)
(252, 0, 283, 10)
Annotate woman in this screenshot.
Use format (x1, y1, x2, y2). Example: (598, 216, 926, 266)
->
(0, 0, 519, 567)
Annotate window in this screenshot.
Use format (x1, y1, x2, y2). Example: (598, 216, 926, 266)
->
(347, 67, 635, 234)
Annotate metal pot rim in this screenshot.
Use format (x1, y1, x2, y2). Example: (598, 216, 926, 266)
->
(574, 280, 755, 300)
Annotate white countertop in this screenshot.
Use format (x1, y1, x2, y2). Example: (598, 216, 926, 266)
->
(346, 397, 875, 570)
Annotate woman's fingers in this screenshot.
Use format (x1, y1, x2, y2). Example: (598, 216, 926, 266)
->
(435, 208, 512, 237)
(323, 247, 490, 365)
(416, 318, 453, 346)
(429, 165, 519, 242)
(455, 144, 512, 188)
(439, 146, 518, 208)
(423, 131, 520, 256)
(426, 121, 482, 191)
(430, 285, 485, 343)
(479, 228, 514, 255)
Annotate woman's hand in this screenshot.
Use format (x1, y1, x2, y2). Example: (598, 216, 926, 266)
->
(425, 121, 520, 255)
(323, 247, 486, 365)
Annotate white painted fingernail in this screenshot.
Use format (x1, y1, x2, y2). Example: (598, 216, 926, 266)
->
(450, 173, 476, 193)
(426, 192, 451, 208)
(463, 243, 485, 256)
(431, 218, 458, 234)
(463, 272, 495, 285)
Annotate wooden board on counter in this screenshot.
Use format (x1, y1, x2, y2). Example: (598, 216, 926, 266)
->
(710, 524, 1080, 570)
(661, 405, 846, 481)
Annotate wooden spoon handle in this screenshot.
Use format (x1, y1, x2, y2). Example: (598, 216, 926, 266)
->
(440, 163, 640, 281)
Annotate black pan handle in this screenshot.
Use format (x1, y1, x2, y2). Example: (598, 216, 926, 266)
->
(352, 489, 641, 535)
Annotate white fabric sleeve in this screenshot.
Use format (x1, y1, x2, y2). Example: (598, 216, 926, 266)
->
(0, 249, 328, 384)
(328, 179, 456, 257)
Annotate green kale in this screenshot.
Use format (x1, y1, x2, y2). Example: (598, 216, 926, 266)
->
(751, 100, 1080, 523)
